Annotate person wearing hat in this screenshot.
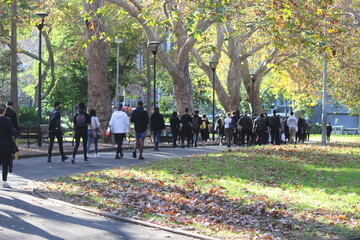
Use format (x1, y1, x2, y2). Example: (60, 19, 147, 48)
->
(109, 103, 130, 159)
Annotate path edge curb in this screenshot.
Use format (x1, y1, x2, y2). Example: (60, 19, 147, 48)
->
(33, 189, 219, 240)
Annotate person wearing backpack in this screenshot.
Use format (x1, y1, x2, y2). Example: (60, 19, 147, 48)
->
(180, 108, 192, 148)
(87, 109, 101, 158)
(71, 102, 96, 163)
(47, 102, 68, 163)
(191, 110, 202, 147)
(200, 114, 210, 147)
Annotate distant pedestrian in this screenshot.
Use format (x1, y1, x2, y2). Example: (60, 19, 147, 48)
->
(71, 102, 96, 163)
(170, 111, 180, 148)
(326, 122, 333, 141)
(0, 103, 13, 188)
(87, 109, 101, 158)
(191, 110, 201, 147)
(48, 102, 68, 163)
(130, 101, 149, 160)
(232, 111, 240, 145)
(238, 111, 252, 146)
(180, 108, 192, 148)
(5, 101, 19, 160)
(224, 112, 233, 147)
(253, 113, 266, 145)
(287, 112, 298, 143)
(269, 110, 281, 145)
(150, 107, 165, 151)
(109, 103, 130, 159)
(216, 114, 225, 145)
(200, 114, 210, 147)
(296, 117, 306, 143)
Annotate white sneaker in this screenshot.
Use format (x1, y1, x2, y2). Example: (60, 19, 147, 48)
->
(3, 181, 11, 188)
(94, 153, 100, 158)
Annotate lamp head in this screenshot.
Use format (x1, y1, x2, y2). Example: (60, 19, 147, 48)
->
(148, 41, 161, 55)
(209, 61, 218, 71)
(115, 39, 122, 44)
(250, 73, 257, 82)
(35, 12, 48, 19)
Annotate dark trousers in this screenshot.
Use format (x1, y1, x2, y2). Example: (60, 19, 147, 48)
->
(192, 129, 200, 146)
(0, 154, 9, 181)
(171, 128, 179, 147)
(241, 128, 251, 146)
(48, 130, 65, 156)
(114, 133, 125, 155)
(73, 129, 88, 160)
(271, 129, 280, 145)
(181, 128, 192, 146)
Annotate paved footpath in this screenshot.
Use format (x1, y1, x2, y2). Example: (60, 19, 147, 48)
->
(0, 145, 226, 240)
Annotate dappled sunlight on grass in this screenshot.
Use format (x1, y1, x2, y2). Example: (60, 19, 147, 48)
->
(35, 144, 359, 240)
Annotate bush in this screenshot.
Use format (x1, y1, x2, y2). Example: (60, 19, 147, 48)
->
(309, 123, 322, 134)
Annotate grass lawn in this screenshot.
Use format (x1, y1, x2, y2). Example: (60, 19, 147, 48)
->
(35, 141, 359, 239)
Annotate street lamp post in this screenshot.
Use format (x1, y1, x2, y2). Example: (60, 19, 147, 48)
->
(209, 61, 218, 141)
(148, 41, 161, 109)
(115, 38, 122, 105)
(250, 73, 257, 113)
(35, 12, 48, 147)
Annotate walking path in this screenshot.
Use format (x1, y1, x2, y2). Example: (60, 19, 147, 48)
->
(1, 143, 225, 240)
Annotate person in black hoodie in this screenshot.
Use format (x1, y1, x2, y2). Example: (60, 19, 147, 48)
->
(47, 102, 68, 163)
(180, 108, 192, 148)
(150, 107, 165, 151)
(72, 102, 95, 163)
(238, 111, 253, 146)
(130, 101, 149, 160)
(0, 103, 13, 188)
(170, 111, 180, 148)
(269, 110, 281, 145)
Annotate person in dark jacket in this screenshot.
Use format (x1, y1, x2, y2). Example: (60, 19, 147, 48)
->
(269, 110, 281, 145)
(180, 108, 193, 148)
(169, 111, 180, 148)
(200, 114, 210, 147)
(5, 101, 19, 135)
(0, 103, 13, 188)
(150, 107, 165, 151)
(326, 122, 333, 141)
(72, 102, 95, 163)
(238, 111, 253, 146)
(130, 101, 149, 160)
(47, 102, 68, 163)
(253, 113, 266, 145)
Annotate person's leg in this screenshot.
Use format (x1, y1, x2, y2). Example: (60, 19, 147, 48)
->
(139, 139, 145, 157)
(94, 132, 99, 155)
(56, 131, 67, 161)
(82, 131, 88, 161)
(86, 130, 92, 155)
(48, 132, 55, 162)
(72, 131, 81, 161)
(155, 130, 161, 150)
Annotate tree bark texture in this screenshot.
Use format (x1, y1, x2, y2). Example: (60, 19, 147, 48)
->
(83, 0, 112, 132)
(10, 0, 18, 113)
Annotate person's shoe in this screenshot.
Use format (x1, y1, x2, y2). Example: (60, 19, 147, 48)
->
(132, 150, 137, 158)
(3, 181, 11, 188)
(61, 156, 68, 162)
(115, 154, 121, 159)
(84, 157, 89, 162)
(71, 158, 76, 164)
(138, 155, 144, 160)
(154, 148, 159, 151)
(47, 155, 51, 163)
(96, 153, 101, 158)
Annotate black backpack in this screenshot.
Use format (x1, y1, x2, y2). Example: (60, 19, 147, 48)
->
(192, 116, 200, 130)
(76, 113, 86, 127)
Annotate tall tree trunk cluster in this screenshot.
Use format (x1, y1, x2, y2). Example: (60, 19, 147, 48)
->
(83, 0, 112, 131)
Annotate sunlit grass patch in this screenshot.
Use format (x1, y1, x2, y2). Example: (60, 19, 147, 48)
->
(35, 144, 360, 239)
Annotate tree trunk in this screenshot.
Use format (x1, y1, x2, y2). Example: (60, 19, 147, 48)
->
(83, 0, 112, 132)
(10, 0, 18, 114)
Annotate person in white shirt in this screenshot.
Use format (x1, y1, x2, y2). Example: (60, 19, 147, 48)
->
(87, 109, 101, 158)
(109, 103, 130, 159)
(224, 112, 234, 147)
(286, 111, 298, 143)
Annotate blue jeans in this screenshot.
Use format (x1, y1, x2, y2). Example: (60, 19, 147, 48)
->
(153, 130, 162, 148)
(87, 130, 99, 154)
